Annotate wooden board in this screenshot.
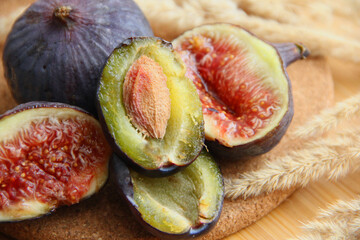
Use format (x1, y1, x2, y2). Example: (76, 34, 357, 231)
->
(225, 172, 360, 240)
(2, 1, 358, 240)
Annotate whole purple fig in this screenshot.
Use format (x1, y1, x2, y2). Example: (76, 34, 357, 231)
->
(3, 0, 153, 114)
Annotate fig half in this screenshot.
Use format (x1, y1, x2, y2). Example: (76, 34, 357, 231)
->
(97, 37, 204, 176)
(0, 102, 112, 221)
(112, 150, 224, 239)
(3, 0, 153, 114)
(173, 24, 309, 160)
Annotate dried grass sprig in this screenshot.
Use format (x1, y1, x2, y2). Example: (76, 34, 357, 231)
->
(318, 196, 360, 220)
(134, 0, 360, 62)
(2, 1, 360, 62)
(293, 93, 360, 139)
(236, 0, 334, 25)
(291, 196, 360, 240)
(225, 129, 360, 200)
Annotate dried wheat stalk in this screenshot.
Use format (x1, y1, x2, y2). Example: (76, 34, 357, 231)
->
(293, 93, 360, 139)
(225, 92, 360, 199)
(235, 0, 360, 33)
(318, 196, 360, 220)
(135, 0, 360, 62)
(291, 196, 360, 240)
(2, 1, 360, 62)
(225, 129, 360, 200)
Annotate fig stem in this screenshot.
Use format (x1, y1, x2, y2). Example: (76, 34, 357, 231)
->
(54, 6, 73, 27)
(273, 43, 310, 68)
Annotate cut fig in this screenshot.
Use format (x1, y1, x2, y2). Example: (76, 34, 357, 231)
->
(173, 24, 309, 160)
(112, 150, 224, 239)
(97, 37, 204, 176)
(3, 0, 153, 114)
(0, 102, 112, 222)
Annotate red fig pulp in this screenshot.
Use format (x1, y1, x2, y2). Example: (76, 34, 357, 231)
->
(0, 102, 111, 221)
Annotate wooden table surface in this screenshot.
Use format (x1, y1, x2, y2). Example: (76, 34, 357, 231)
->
(0, 1, 360, 240)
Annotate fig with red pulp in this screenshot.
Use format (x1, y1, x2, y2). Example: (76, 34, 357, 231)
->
(173, 24, 309, 160)
(3, 0, 153, 115)
(0, 102, 112, 221)
(97, 37, 204, 176)
(112, 150, 224, 239)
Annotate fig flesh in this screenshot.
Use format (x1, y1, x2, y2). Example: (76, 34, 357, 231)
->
(173, 24, 309, 160)
(112, 150, 224, 239)
(2, 0, 153, 115)
(97, 37, 204, 176)
(0, 102, 112, 222)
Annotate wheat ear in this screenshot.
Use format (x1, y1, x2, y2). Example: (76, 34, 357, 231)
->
(293, 93, 360, 139)
(291, 196, 360, 240)
(225, 129, 360, 200)
(135, 0, 360, 62)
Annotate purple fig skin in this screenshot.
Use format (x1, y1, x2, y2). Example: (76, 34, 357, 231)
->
(0, 101, 90, 120)
(111, 155, 223, 240)
(272, 42, 310, 68)
(97, 37, 204, 177)
(3, 0, 153, 115)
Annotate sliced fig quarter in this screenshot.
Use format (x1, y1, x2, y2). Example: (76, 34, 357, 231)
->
(112, 150, 224, 239)
(97, 37, 204, 176)
(0, 102, 112, 222)
(173, 23, 309, 160)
